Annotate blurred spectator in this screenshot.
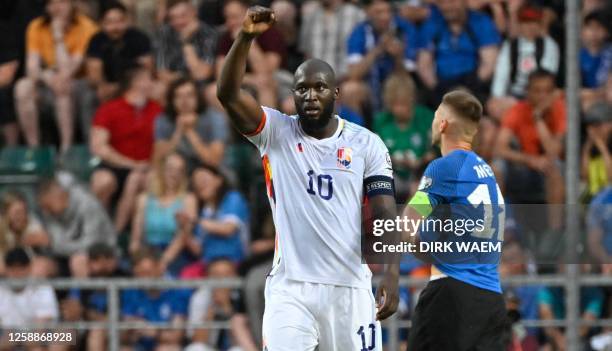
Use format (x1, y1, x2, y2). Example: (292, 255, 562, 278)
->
(500, 241, 540, 351)
(188, 258, 241, 350)
(215, 0, 286, 108)
(495, 70, 565, 210)
(63, 243, 126, 351)
(130, 153, 197, 275)
(588, 186, 612, 269)
(184, 165, 249, 264)
(298, 0, 364, 78)
(271, 0, 302, 73)
(0, 248, 59, 336)
(0, 191, 50, 274)
(345, 0, 418, 111)
(581, 102, 612, 198)
(198, 0, 224, 28)
(37, 177, 116, 276)
(417, 0, 500, 105)
(397, 0, 431, 24)
(81, 1, 153, 139)
(374, 73, 434, 199)
(89, 65, 161, 234)
(0, 6, 20, 146)
(120, 248, 189, 350)
(154, 77, 229, 170)
(489, 4, 559, 121)
(538, 266, 604, 350)
(580, 11, 612, 110)
(15, 0, 98, 152)
(155, 0, 217, 90)
(466, 0, 507, 36)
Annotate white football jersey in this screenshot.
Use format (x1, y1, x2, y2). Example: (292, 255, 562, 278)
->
(246, 107, 393, 289)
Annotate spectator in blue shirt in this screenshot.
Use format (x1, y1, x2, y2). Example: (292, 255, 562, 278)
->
(345, 0, 419, 112)
(182, 164, 250, 264)
(588, 187, 612, 267)
(120, 248, 190, 350)
(580, 12, 611, 89)
(417, 0, 501, 105)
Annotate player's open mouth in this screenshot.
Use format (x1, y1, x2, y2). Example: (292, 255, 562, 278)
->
(304, 106, 320, 116)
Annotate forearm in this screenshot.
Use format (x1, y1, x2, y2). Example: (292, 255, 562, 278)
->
(497, 146, 531, 165)
(417, 53, 437, 89)
(217, 32, 255, 102)
(347, 50, 380, 81)
(184, 130, 223, 166)
(535, 121, 562, 157)
(154, 130, 183, 164)
(161, 236, 184, 267)
(184, 47, 213, 81)
(201, 220, 238, 237)
(94, 145, 139, 169)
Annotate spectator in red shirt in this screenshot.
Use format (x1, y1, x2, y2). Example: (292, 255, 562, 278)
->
(89, 64, 162, 234)
(212, 0, 286, 109)
(495, 69, 565, 224)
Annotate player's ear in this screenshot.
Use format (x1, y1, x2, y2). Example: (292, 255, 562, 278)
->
(334, 87, 339, 99)
(439, 119, 448, 133)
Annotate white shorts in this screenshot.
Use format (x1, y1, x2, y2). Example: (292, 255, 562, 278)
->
(262, 273, 382, 351)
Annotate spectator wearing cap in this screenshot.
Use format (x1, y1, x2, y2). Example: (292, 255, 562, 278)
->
(488, 4, 560, 121)
(580, 11, 612, 110)
(155, 0, 217, 92)
(89, 65, 161, 234)
(0, 248, 60, 343)
(495, 69, 565, 212)
(345, 0, 419, 113)
(14, 0, 98, 153)
(581, 102, 612, 198)
(120, 248, 190, 350)
(37, 177, 116, 276)
(417, 0, 501, 105)
(80, 1, 153, 140)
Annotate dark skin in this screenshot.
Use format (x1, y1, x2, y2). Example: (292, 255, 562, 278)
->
(217, 6, 399, 320)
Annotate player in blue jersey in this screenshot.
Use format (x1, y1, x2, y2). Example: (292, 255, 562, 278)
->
(403, 90, 508, 350)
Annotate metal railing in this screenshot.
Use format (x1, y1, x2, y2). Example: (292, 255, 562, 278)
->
(3, 274, 611, 351)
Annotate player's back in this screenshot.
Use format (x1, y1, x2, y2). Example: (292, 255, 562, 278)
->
(417, 149, 505, 293)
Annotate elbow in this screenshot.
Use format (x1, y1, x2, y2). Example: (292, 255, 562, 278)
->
(215, 83, 234, 105)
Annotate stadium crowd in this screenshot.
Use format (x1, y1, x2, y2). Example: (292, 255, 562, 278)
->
(0, 0, 612, 349)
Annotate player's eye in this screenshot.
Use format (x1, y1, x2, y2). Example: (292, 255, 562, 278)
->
(296, 87, 307, 94)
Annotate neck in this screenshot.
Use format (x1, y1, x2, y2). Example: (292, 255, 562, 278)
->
(440, 139, 472, 156)
(125, 91, 147, 107)
(301, 116, 339, 139)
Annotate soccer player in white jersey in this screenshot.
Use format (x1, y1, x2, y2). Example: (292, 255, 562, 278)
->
(216, 6, 400, 351)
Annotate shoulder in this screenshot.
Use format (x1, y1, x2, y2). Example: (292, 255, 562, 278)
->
(262, 106, 297, 124)
(196, 21, 216, 35)
(126, 27, 151, 41)
(223, 190, 247, 205)
(395, 16, 417, 32)
(27, 17, 47, 34)
(75, 14, 98, 31)
(349, 21, 369, 37)
(426, 151, 470, 178)
(467, 10, 494, 25)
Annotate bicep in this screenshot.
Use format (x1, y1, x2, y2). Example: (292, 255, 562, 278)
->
(218, 88, 264, 136)
(90, 127, 109, 153)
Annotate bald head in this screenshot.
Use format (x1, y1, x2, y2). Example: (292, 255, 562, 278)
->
(294, 59, 337, 88)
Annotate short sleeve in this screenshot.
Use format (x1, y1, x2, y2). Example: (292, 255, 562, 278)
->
(25, 19, 41, 56)
(584, 288, 604, 317)
(131, 29, 153, 57)
(400, 20, 419, 66)
(550, 98, 567, 135)
(219, 191, 249, 225)
(154, 115, 174, 140)
(92, 104, 111, 130)
(537, 288, 554, 307)
(587, 192, 606, 231)
(408, 160, 447, 216)
(74, 17, 99, 56)
(364, 134, 393, 179)
(471, 13, 501, 48)
(86, 33, 103, 58)
(33, 286, 59, 320)
(120, 290, 138, 316)
(417, 13, 437, 51)
(501, 105, 521, 133)
(244, 106, 290, 153)
(346, 24, 366, 65)
(205, 110, 229, 143)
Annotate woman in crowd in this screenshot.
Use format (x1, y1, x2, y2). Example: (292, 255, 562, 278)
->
(153, 77, 229, 172)
(0, 191, 51, 275)
(130, 153, 197, 275)
(181, 164, 249, 265)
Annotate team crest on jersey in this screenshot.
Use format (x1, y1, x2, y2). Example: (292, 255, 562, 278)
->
(418, 176, 432, 190)
(337, 147, 352, 169)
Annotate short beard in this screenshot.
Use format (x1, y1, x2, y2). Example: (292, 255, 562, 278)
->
(297, 103, 335, 132)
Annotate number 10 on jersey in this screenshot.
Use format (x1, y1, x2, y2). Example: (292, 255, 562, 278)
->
(306, 170, 333, 200)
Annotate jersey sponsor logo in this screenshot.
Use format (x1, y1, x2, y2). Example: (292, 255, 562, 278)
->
(337, 147, 353, 169)
(418, 176, 432, 191)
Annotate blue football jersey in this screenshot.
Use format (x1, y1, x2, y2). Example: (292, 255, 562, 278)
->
(409, 150, 505, 293)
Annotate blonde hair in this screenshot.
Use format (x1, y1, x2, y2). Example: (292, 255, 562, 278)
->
(149, 153, 188, 197)
(383, 73, 416, 109)
(0, 192, 27, 254)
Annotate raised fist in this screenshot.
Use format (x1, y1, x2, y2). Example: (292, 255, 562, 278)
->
(242, 6, 275, 36)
